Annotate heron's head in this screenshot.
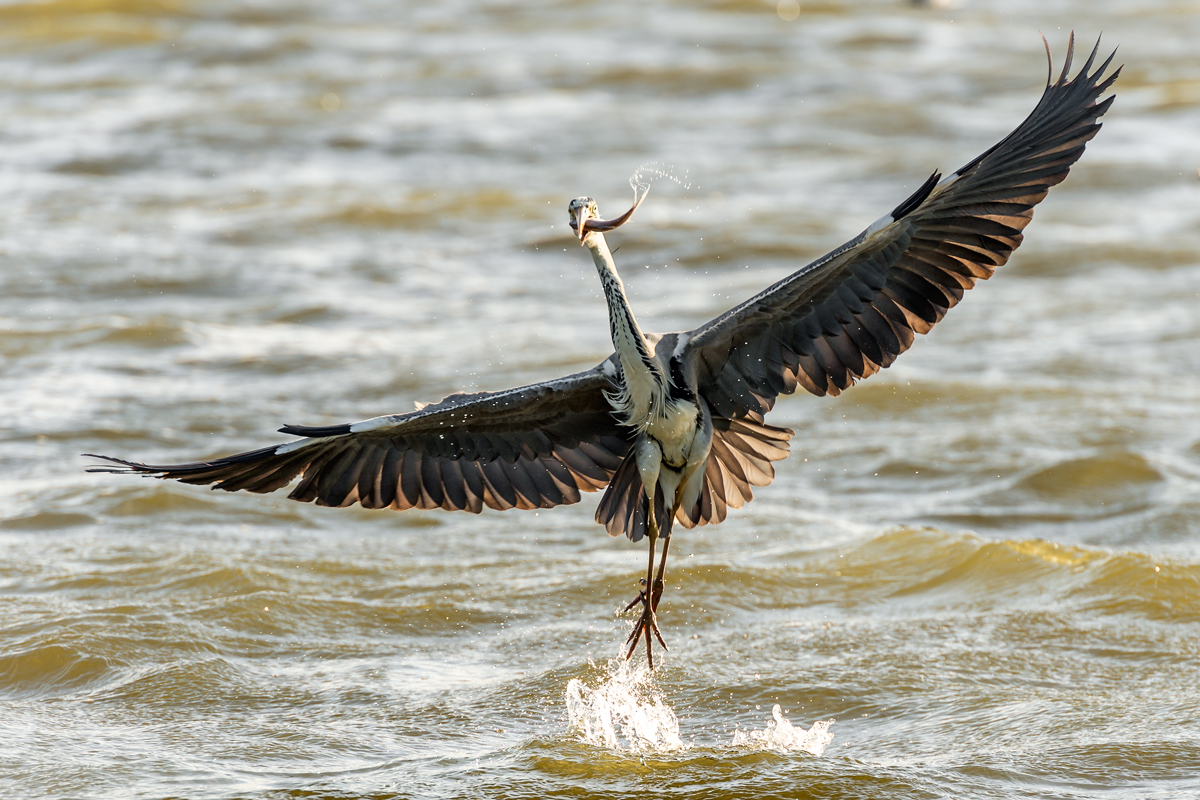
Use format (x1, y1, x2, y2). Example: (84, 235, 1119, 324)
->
(567, 189, 648, 244)
(568, 197, 598, 242)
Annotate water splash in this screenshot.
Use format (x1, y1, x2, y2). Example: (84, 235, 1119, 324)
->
(731, 704, 835, 756)
(564, 658, 687, 754)
(628, 161, 691, 203)
(566, 659, 834, 758)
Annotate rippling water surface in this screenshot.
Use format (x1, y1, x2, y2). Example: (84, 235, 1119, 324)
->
(4, 1, 1200, 798)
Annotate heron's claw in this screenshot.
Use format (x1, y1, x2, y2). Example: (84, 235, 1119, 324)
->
(622, 578, 664, 613)
(623, 591, 644, 614)
(624, 601, 668, 661)
(623, 579, 668, 667)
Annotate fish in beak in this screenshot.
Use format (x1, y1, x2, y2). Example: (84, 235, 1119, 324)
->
(574, 188, 650, 244)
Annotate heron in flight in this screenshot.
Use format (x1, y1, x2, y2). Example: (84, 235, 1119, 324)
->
(90, 36, 1117, 668)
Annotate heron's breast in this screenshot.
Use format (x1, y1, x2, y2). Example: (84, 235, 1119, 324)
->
(647, 399, 701, 466)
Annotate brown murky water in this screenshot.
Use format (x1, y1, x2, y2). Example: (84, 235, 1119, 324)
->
(3, 1, 1200, 798)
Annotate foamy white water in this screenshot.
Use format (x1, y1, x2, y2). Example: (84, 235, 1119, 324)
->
(732, 704, 835, 756)
(565, 658, 834, 756)
(565, 658, 686, 753)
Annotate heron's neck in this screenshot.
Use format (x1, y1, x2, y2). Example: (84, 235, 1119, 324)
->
(584, 231, 667, 427)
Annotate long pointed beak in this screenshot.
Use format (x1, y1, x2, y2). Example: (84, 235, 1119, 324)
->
(583, 187, 649, 236)
(573, 205, 589, 243)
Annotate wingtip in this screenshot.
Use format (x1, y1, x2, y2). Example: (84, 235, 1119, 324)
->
(888, 169, 942, 222)
(1041, 30, 1121, 90)
(277, 422, 351, 437)
(1094, 42, 1123, 92)
(1039, 31, 1053, 87)
(82, 453, 142, 474)
(1057, 30, 1076, 85)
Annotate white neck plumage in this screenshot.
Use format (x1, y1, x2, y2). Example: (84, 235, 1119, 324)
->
(583, 230, 669, 430)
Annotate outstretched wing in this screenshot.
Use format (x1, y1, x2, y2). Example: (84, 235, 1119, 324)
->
(684, 34, 1120, 419)
(87, 360, 633, 513)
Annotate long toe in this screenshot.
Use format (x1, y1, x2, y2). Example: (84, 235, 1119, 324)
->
(623, 579, 649, 613)
(624, 588, 652, 646)
(626, 616, 644, 645)
(649, 610, 668, 650)
(625, 630, 641, 660)
(623, 601, 668, 666)
(623, 590, 646, 614)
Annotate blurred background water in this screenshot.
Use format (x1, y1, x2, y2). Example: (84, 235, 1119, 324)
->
(3, 1, 1200, 798)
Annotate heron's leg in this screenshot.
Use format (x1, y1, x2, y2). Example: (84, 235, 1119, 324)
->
(624, 533, 672, 664)
(644, 531, 658, 611)
(651, 533, 671, 610)
(621, 534, 670, 613)
(641, 532, 670, 651)
(625, 510, 668, 667)
(625, 528, 657, 661)
(623, 530, 659, 612)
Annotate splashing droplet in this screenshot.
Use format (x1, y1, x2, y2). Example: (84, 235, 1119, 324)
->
(628, 162, 691, 205)
(565, 658, 687, 753)
(731, 704, 834, 755)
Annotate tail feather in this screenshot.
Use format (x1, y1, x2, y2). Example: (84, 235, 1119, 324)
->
(677, 415, 794, 529)
(595, 413, 793, 539)
(595, 454, 671, 543)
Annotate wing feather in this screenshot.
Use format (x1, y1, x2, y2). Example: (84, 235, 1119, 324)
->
(678, 414, 794, 529)
(683, 34, 1118, 413)
(86, 363, 632, 515)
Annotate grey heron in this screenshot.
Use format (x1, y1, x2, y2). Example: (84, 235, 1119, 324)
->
(89, 35, 1118, 668)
